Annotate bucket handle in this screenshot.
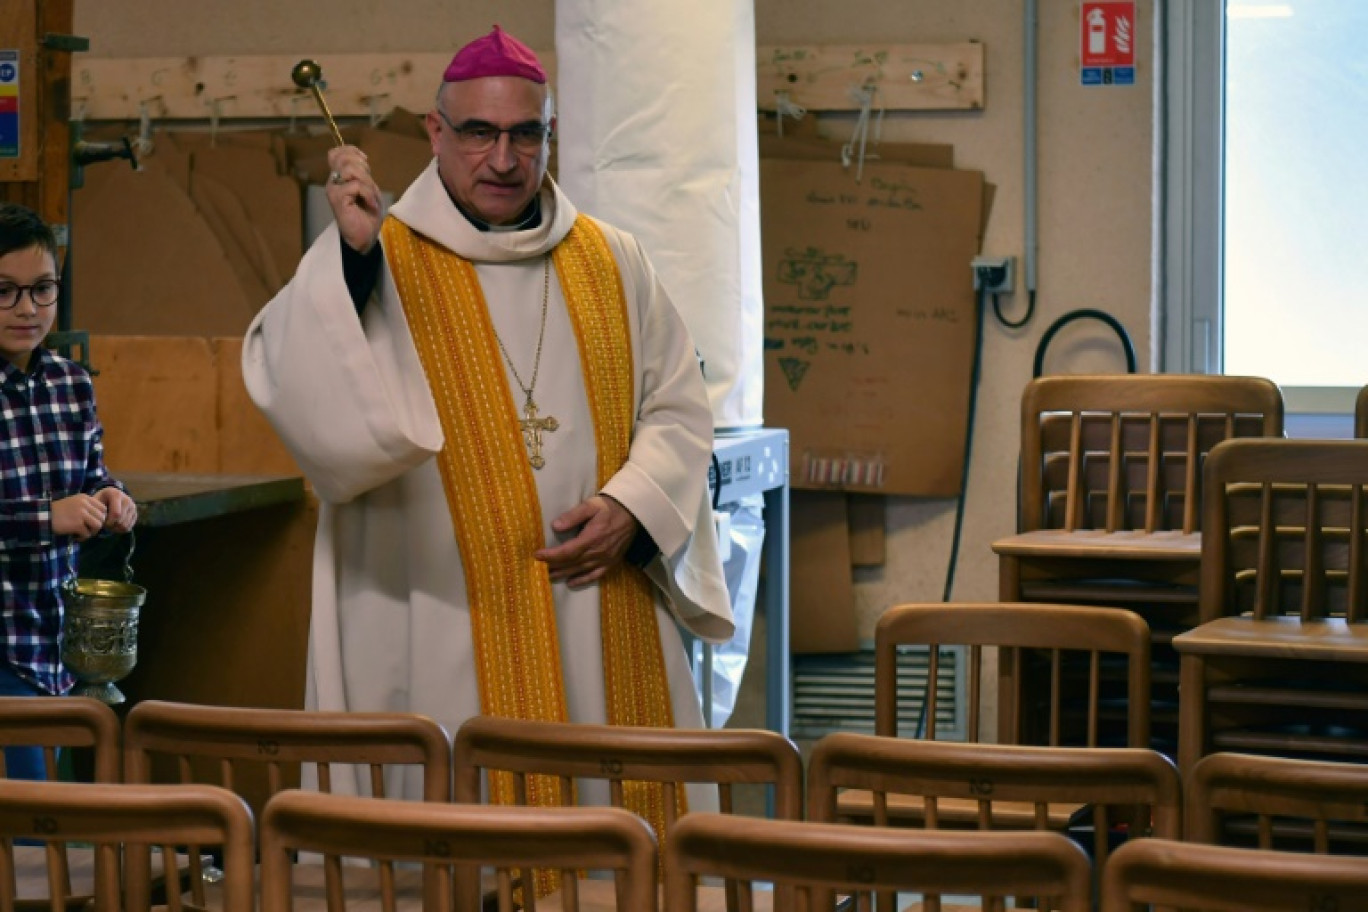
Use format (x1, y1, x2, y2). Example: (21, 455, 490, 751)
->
(119, 530, 136, 583)
(62, 530, 137, 593)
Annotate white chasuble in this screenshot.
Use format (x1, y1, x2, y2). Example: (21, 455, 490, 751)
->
(243, 162, 733, 800)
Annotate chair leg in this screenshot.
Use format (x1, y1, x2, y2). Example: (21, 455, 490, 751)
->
(1177, 654, 1207, 781)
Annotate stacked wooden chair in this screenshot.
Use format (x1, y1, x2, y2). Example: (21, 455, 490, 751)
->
(1173, 438, 1368, 780)
(994, 374, 1283, 752)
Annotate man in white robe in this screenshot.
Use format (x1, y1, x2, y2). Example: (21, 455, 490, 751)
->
(242, 27, 733, 801)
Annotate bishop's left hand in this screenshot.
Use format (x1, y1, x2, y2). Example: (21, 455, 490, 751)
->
(536, 495, 638, 587)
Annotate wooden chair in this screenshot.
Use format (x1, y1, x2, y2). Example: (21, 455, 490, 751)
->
(811, 732, 1180, 901)
(0, 697, 120, 908)
(122, 699, 452, 910)
(0, 778, 254, 912)
(874, 602, 1151, 750)
(1187, 752, 1368, 853)
(1173, 438, 1368, 780)
(0, 697, 120, 784)
(1100, 837, 1368, 912)
(453, 715, 803, 911)
(835, 601, 1153, 869)
(993, 374, 1283, 751)
(663, 814, 1093, 912)
(260, 790, 656, 912)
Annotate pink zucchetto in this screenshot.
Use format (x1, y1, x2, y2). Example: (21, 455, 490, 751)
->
(443, 25, 547, 84)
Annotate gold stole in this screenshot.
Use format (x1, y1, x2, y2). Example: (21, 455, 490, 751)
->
(382, 213, 682, 862)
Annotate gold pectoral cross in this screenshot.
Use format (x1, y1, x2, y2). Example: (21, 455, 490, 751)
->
(519, 398, 559, 469)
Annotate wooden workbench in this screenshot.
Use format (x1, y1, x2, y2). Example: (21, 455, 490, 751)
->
(78, 472, 316, 712)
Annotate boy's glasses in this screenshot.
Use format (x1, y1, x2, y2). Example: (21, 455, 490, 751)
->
(0, 279, 61, 310)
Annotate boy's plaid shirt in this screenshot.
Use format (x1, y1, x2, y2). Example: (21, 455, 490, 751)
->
(0, 348, 122, 694)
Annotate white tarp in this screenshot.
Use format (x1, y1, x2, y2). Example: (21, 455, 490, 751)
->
(554, 0, 764, 430)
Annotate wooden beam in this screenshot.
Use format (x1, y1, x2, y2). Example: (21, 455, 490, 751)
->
(757, 42, 985, 112)
(69, 41, 985, 122)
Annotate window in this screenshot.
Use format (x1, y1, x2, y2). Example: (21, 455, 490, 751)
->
(1165, 1, 1364, 432)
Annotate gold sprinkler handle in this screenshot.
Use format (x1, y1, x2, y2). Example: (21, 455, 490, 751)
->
(291, 59, 346, 147)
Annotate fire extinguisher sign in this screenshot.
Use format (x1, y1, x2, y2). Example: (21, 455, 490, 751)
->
(1080, 1, 1136, 87)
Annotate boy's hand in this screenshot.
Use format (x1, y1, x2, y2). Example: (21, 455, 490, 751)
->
(93, 487, 138, 534)
(52, 494, 107, 541)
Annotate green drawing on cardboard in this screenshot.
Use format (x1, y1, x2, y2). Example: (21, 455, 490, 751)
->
(777, 248, 858, 301)
(779, 357, 810, 392)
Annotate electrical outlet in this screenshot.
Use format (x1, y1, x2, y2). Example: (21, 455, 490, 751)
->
(971, 256, 1015, 294)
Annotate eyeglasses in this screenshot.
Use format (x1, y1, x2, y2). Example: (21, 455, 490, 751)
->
(435, 108, 551, 153)
(0, 279, 60, 311)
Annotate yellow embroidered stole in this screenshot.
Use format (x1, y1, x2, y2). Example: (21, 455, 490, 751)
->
(382, 213, 682, 851)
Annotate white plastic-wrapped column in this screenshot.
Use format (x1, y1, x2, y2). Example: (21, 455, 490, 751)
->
(554, 1, 763, 430)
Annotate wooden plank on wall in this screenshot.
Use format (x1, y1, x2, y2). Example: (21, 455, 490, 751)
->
(68, 42, 984, 121)
(757, 42, 984, 112)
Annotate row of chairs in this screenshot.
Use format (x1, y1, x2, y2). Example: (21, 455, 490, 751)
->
(19, 775, 1365, 912)
(3, 691, 1368, 909)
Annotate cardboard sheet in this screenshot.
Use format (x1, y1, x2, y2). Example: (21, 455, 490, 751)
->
(760, 156, 984, 496)
(790, 490, 860, 654)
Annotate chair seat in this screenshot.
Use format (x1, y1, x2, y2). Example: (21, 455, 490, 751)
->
(1174, 616, 1368, 662)
(993, 530, 1201, 561)
(836, 788, 1077, 829)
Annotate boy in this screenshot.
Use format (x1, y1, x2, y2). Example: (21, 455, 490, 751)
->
(0, 203, 136, 777)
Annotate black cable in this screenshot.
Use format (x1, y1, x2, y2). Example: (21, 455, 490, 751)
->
(993, 287, 1037, 329)
(916, 279, 992, 738)
(1032, 308, 1137, 378)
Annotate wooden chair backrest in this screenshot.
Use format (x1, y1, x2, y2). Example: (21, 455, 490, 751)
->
(1019, 374, 1282, 534)
(875, 602, 1152, 748)
(0, 696, 121, 907)
(454, 716, 803, 912)
(1201, 437, 1368, 623)
(1187, 752, 1368, 853)
(453, 715, 803, 820)
(809, 734, 1180, 872)
(664, 814, 1092, 912)
(1100, 837, 1368, 912)
(0, 696, 120, 783)
(259, 790, 657, 912)
(1356, 384, 1368, 439)
(0, 779, 253, 912)
(122, 699, 452, 909)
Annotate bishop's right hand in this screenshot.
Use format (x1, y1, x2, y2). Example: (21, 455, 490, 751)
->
(326, 145, 383, 255)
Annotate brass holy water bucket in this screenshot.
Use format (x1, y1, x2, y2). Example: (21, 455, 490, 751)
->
(61, 533, 144, 705)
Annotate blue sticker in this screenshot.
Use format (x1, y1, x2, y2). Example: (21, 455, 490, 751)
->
(1113, 66, 1135, 85)
(0, 63, 14, 83)
(1081, 68, 1103, 86)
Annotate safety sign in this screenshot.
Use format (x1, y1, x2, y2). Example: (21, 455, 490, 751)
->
(0, 50, 18, 159)
(1080, 1, 1136, 87)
